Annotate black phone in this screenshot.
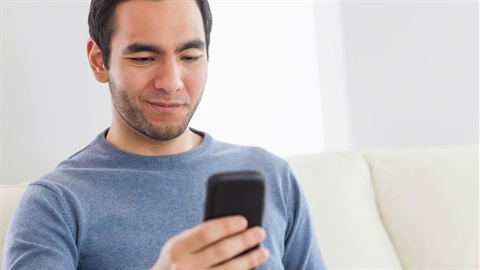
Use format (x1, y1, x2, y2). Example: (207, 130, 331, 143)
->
(204, 170, 266, 256)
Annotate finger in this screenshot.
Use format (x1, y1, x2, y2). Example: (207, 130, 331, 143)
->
(212, 247, 269, 270)
(195, 226, 266, 267)
(171, 215, 248, 254)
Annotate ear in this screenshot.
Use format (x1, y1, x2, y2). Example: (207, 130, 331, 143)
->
(86, 38, 109, 83)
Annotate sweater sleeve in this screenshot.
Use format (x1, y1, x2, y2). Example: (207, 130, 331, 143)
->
(3, 183, 78, 270)
(282, 168, 326, 269)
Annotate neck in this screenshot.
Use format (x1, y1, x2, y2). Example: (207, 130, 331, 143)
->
(106, 115, 203, 156)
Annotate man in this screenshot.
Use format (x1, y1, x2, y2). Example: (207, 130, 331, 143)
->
(4, 0, 324, 269)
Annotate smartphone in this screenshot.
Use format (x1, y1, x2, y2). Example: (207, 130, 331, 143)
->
(204, 170, 266, 255)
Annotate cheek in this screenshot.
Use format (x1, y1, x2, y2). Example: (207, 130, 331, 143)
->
(110, 67, 150, 96)
(184, 64, 208, 94)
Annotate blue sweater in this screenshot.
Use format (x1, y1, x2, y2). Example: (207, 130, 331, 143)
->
(4, 129, 324, 269)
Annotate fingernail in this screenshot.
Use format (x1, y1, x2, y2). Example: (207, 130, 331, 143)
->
(234, 216, 247, 229)
(258, 248, 269, 261)
(254, 228, 266, 240)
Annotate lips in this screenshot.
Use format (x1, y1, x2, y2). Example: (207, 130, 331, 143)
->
(149, 101, 182, 108)
(146, 101, 184, 114)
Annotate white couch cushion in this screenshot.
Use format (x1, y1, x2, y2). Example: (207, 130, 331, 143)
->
(0, 182, 29, 266)
(288, 153, 402, 269)
(365, 144, 479, 269)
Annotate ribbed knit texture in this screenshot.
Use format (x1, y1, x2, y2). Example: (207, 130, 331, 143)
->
(4, 129, 324, 269)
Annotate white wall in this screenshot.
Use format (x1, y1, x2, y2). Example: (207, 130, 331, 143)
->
(1, 1, 324, 184)
(339, 1, 478, 150)
(313, 1, 352, 151)
(2, 2, 111, 185)
(191, 1, 325, 157)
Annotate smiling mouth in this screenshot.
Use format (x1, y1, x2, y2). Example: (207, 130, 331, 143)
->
(148, 101, 182, 108)
(146, 101, 185, 114)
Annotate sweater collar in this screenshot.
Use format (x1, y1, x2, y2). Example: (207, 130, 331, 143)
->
(92, 127, 213, 166)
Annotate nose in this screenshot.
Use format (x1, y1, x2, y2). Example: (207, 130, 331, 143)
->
(153, 59, 183, 94)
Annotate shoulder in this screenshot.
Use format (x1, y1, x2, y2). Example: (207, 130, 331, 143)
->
(203, 135, 298, 198)
(207, 135, 290, 171)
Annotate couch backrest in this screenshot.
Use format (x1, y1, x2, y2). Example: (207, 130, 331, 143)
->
(288, 144, 479, 269)
(364, 144, 479, 269)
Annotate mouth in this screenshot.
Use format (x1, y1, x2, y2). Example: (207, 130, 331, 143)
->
(146, 101, 184, 114)
(149, 101, 182, 108)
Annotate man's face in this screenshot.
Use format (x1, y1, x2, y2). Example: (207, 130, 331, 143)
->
(107, 0, 208, 141)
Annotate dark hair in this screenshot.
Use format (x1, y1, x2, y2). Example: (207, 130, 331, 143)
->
(88, 0, 212, 70)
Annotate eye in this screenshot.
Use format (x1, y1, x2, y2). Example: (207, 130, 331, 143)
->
(130, 57, 154, 63)
(181, 55, 201, 62)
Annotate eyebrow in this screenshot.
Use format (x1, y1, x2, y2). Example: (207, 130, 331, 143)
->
(175, 39, 205, 54)
(122, 39, 206, 55)
(122, 43, 163, 55)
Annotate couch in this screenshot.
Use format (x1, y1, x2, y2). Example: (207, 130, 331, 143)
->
(1, 144, 478, 269)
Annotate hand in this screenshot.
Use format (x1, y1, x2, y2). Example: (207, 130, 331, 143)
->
(150, 215, 269, 269)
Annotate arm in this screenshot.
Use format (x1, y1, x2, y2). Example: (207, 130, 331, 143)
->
(282, 170, 326, 269)
(3, 183, 78, 269)
(5, 184, 268, 270)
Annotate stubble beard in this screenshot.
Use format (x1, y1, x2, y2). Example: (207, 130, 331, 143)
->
(109, 79, 202, 141)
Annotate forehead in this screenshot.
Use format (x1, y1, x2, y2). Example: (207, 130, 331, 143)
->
(112, 0, 205, 47)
